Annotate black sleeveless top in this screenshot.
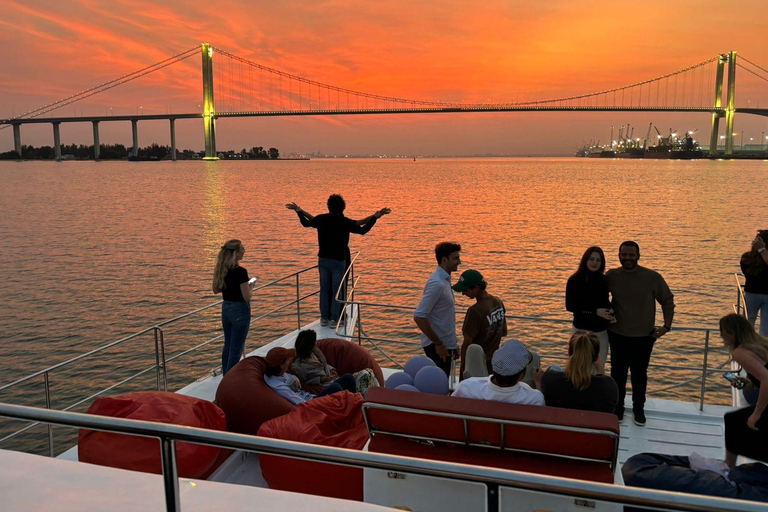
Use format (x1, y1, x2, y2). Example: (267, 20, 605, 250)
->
(747, 362, 768, 388)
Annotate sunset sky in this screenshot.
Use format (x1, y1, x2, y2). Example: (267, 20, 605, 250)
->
(2, 0, 768, 155)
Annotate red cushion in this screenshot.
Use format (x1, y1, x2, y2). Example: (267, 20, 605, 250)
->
(78, 392, 226, 479)
(258, 391, 368, 501)
(216, 357, 294, 435)
(217, 339, 384, 434)
(317, 338, 385, 387)
(364, 387, 619, 483)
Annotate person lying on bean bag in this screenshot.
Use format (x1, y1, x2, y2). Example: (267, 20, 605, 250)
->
(264, 346, 355, 405)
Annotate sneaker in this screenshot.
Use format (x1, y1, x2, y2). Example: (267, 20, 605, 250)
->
(615, 406, 624, 421)
(320, 318, 329, 327)
(633, 409, 646, 426)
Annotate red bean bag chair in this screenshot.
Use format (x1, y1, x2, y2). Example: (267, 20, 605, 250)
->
(78, 391, 227, 479)
(258, 391, 368, 501)
(216, 338, 382, 435)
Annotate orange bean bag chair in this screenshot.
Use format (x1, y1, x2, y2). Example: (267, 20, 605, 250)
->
(258, 391, 369, 501)
(78, 391, 227, 479)
(216, 338, 383, 436)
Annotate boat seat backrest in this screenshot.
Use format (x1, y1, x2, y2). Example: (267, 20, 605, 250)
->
(363, 387, 619, 476)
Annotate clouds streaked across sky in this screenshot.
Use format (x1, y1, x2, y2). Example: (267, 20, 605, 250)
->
(2, 0, 768, 155)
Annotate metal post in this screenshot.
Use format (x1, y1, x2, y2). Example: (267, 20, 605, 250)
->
(160, 437, 181, 512)
(699, 330, 710, 411)
(43, 371, 54, 457)
(296, 273, 301, 329)
(154, 327, 162, 391)
(12, 124, 21, 156)
(53, 122, 61, 160)
(169, 119, 176, 161)
(201, 43, 218, 160)
(153, 327, 168, 392)
(92, 121, 100, 159)
(709, 54, 727, 156)
(724, 51, 737, 155)
(131, 119, 139, 157)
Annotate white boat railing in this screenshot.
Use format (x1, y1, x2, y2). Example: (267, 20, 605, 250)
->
(0, 402, 762, 512)
(0, 262, 324, 455)
(0, 258, 744, 456)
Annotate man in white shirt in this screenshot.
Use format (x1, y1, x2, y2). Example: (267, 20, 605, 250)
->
(414, 242, 461, 375)
(452, 339, 545, 406)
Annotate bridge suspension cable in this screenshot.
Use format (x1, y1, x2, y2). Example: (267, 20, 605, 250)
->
(736, 55, 768, 85)
(211, 48, 722, 114)
(1, 46, 198, 128)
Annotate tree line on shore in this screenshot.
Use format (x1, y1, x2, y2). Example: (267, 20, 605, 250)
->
(0, 144, 280, 160)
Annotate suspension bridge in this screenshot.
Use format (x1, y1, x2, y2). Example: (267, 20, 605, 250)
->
(2, 44, 768, 159)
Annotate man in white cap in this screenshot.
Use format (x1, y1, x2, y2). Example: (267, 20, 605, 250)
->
(452, 340, 545, 405)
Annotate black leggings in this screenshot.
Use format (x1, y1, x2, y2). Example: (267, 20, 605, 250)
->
(724, 406, 768, 463)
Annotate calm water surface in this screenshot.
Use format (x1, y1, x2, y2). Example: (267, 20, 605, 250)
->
(1, 157, 767, 451)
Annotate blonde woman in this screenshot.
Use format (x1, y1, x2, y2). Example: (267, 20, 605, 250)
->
(534, 330, 619, 414)
(212, 240, 253, 374)
(720, 313, 768, 467)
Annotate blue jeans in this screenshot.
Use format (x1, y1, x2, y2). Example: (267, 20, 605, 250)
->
(316, 373, 356, 397)
(745, 292, 768, 336)
(221, 301, 251, 374)
(318, 257, 346, 322)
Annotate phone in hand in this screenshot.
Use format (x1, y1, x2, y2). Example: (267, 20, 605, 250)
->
(724, 371, 745, 389)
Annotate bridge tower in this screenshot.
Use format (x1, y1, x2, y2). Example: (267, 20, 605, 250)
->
(724, 51, 737, 155)
(201, 43, 218, 160)
(708, 55, 727, 156)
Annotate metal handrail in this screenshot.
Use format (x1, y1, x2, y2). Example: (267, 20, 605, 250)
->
(0, 402, 761, 512)
(0, 261, 324, 454)
(734, 272, 748, 317)
(336, 266, 732, 411)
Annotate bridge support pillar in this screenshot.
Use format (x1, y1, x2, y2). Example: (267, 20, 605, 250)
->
(201, 43, 218, 160)
(92, 121, 100, 160)
(170, 119, 176, 161)
(131, 119, 139, 157)
(12, 124, 21, 157)
(724, 51, 737, 155)
(53, 122, 61, 160)
(709, 54, 727, 156)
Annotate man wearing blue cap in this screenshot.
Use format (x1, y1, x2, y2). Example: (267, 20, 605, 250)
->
(452, 340, 545, 406)
(453, 269, 508, 379)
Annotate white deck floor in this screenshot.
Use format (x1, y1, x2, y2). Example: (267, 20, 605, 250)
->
(57, 311, 742, 491)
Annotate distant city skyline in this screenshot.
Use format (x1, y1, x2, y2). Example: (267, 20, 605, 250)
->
(2, 0, 768, 155)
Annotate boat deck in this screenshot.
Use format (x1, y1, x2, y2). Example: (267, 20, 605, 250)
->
(58, 316, 738, 489)
(181, 318, 739, 486)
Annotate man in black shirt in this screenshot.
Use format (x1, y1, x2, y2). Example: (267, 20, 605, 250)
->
(286, 194, 390, 326)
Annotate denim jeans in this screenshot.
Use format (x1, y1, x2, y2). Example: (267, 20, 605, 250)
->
(316, 373, 356, 397)
(318, 257, 346, 322)
(221, 301, 251, 374)
(745, 292, 768, 336)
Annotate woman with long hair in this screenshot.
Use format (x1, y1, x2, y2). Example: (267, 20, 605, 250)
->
(720, 313, 768, 467)
(740, 230, 768, 335)
(565, 246, 615, 373)
(212, 239, 252, 374)
(535, 330, 618, 414)
(291, 329, 377, 396)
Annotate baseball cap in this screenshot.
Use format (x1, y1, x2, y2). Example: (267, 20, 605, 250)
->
(452, 269, 484, 292)
(492, 340, 531, 376)
(265, 347, 295, 367)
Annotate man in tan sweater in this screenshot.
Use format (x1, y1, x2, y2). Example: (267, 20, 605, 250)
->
(606, 241, 675, 427)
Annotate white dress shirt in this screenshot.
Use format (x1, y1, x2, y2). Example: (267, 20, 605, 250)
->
(414, 266, 457, 349)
